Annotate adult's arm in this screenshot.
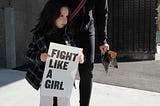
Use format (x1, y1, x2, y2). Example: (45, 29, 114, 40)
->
(94, 0, 108, 46)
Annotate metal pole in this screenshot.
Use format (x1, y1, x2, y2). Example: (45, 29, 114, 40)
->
(4, 7, 16, 68)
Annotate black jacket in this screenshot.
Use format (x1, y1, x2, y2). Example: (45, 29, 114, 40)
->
(70, 0, 108, 46)
(25, 29, 73, 90)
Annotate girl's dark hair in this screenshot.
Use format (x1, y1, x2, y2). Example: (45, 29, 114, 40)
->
(31, 0, 71, 35)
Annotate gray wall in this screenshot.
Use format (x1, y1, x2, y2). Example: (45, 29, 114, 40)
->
(0, 0, 9, 67)
(0, 0, 159, 68)
(0, 0, 46, 68)
(0, 8, 6, 67)
(158, 0, 160, 22)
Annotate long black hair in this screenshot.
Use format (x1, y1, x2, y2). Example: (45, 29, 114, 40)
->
(31, 0, 71, 36)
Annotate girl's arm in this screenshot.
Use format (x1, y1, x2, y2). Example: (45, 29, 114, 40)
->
(26, 35, 45, 64)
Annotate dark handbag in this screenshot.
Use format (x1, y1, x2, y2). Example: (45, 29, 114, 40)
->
(101, 50, 118, 73)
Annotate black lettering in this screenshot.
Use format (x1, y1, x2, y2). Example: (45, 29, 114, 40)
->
(63, 61, 69, 70)
(56, 60, 63, 69)
(54, 81, 60, 89)
(49, 59, 53, 68)
(65, 52, 72, 61)
(56, 50, 60, 58)
(46, 69, 52, 78)
(51, 80, 55, 89)
(60, 51, 66, 59)
(45, 80, 51, 88)
(45, 80, 64, 90)
(60, 82, 64, 90)
(72, 53, 78, 61)
(51, 49, 57, 57)
(54, 60, 57, 68)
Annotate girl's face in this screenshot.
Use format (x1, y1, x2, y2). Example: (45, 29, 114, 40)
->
(55, 6, 69, 28)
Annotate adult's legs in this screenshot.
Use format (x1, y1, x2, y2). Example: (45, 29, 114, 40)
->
(78, 35, 95, 106)
(79, 62, 94, 106)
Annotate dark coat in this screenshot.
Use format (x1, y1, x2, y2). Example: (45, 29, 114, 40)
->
(70, 0, 108, 46)
(25, 29, 73, 90)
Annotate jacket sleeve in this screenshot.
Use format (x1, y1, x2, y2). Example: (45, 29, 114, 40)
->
(26, 35, 42, 64)
(94, 0, 108, 46)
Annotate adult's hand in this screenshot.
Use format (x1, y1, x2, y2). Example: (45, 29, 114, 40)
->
(99, 43, 110, 55)
(79, 52, 84, 64)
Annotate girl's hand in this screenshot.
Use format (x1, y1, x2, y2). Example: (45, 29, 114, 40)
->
(79, 52, 84, 64)
(40, 53, 50, 62)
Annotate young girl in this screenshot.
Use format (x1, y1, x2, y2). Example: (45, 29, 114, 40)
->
(25, 0, 83, 106)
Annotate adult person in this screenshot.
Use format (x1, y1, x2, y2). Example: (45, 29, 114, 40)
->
(68, 0, 109, 106)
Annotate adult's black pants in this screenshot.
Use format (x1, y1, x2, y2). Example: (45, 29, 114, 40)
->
(77, 34, 95, 106)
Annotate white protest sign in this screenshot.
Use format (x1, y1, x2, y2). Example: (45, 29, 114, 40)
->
(40, 42, 82, 98)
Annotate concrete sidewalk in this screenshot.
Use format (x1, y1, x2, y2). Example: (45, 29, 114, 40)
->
(1, 76, 160, 106)
(92, 60, 160, 93)
(0, 60, 160, 106)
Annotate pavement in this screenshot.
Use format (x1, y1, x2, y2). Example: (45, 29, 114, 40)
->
(0, 60, 160, 106)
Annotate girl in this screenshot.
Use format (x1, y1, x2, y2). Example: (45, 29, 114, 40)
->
(25, 0, 83, 106)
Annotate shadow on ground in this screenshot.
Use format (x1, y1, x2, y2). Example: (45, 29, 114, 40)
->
(0, 68, 26, 87)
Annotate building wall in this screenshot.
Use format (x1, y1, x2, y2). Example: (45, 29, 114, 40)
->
(158, 0, 160, 5)
(0, 9, 6, 67)
(0, 0, 9, 67)
(107, 0, 157, 60)
(0, 0, 158, 68)
(0, 0, 46, 68)
(14, 0, 49, 67)
(158, 0, 160, 23)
